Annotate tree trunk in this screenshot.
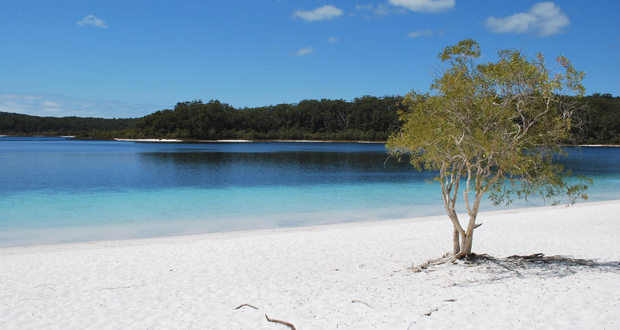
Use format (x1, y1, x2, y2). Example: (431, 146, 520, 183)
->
(460, 231, 474, 256)
(453, 227, 460, 255)
(453, 185, 484, 258)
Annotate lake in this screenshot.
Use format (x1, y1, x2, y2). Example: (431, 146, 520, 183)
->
(1, 137, 619, 247)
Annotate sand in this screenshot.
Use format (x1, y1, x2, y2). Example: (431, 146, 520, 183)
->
(1, 201, 619, 329)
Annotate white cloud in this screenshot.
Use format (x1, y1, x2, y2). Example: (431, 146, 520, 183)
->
(388, 0, 455, 13)
(0, 94, 157, 118)
(294, 5, 343, 22)
(327, 37, 339, 43)
(355, 4, 395, 17)
(41, 100, 62, 108)
(291, 47, 315, 56)
(408, 29, 433, 38)
(40, 100, 63, 113)
(77, 14, 108, 28)
(485, 2, 569, 37)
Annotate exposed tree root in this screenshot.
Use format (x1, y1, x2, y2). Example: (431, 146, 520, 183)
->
(410, 253, 456, 272)
(505, 253, 594, 265)
(469, 253, 598, 266)
(411, 252, 619, 274)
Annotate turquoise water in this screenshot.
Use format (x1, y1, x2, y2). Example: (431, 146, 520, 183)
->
(1, 137, 619, 247)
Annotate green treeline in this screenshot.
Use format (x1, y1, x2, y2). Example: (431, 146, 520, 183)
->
(0, 112, 138, 138)
(1, 94, 619, 143)
(133, 96, 403, 141)
(578, 93, 620, 144)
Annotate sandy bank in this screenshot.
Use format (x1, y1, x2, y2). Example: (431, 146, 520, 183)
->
(1, 201, 619, 329)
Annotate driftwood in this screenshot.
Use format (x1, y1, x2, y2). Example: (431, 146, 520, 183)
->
(233, 305, 296, 329)
(423, 307, 439, 316)
(234, 303, 259, 310)
(407, 299, 456, 329)
(351, 299, 374, 308)
(265, 314, 297, 330)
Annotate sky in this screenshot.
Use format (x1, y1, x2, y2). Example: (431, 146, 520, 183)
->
(1, 0, 619, 118)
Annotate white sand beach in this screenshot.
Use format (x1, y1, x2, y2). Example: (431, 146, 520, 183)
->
(1, 201, 619, 329)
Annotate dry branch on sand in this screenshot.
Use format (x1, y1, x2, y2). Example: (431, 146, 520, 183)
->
(265, 314, 296, 330)
(233, 304, 259, 310)
(232, 304, 297, 330)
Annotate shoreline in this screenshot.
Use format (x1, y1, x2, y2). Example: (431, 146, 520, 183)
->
(4, 135, 620, 146)
(112, 138, 620, 146)
(1, 200, 619, 329)
(3, 199, 618, 251)
(113, 138, 385, 144)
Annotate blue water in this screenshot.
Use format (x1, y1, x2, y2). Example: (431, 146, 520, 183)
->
(1, 137, 619, 247)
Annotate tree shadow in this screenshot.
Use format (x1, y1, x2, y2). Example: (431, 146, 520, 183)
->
(465, 253, 620, 278)
(413, 253, 620, 288)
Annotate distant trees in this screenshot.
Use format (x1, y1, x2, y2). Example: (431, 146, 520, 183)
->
(574, 94, 620, 144)
(1, 93, 618, 143)
(0, 112, 137, 138)
(130, 96, 403, 141)
(134, 100, 239, 139)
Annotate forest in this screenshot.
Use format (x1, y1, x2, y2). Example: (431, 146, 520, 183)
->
(1, 94, 619, 144)
(132, 96, 403, 141)
(0, 112, 138, 138)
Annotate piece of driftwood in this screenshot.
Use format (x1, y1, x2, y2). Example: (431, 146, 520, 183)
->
(265, 314, 297, 330)
(351, 299, 374, 308)
(234, 303, 259, 310)
(424, 307, 439, 316)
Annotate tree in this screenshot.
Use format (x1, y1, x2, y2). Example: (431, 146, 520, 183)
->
(387, 39, 591, 258)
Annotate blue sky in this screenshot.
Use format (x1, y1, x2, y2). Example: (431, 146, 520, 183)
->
(1, 0, 618, 118)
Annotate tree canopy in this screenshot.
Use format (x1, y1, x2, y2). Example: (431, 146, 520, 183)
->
(387, 39, 591, 258)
